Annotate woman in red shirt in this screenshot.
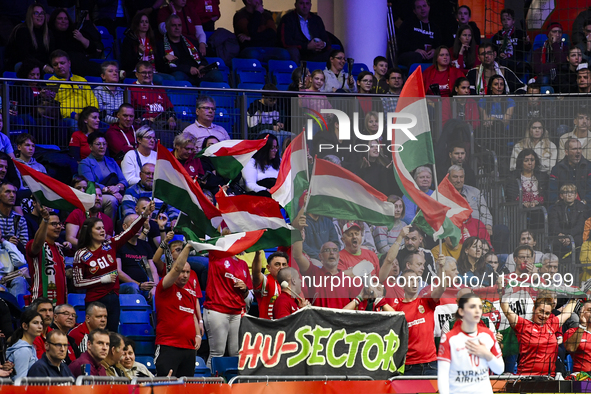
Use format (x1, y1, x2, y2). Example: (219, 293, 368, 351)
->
(423, 46, 465, 97)
(69, 106, 99, 162)
(73, 201, 155, 332)
(451, 24, 480, 73)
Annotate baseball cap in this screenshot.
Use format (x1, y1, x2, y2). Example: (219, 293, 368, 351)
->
(342, 221, 361, 233)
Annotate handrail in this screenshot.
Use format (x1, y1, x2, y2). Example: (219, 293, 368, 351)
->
(75, 376, 131, 385)
(228, 375, 373, 385)
(130, 376, 180, 385)
(181, 376, 225, 384)
(389, 374, 561, 380)
(14, 377, 74, 386)
(0, 378, 11, 385)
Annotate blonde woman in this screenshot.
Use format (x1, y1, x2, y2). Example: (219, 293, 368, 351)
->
(510, 119, 557, 173)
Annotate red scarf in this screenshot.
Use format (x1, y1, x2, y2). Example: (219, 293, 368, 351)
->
(139, 37, 155, 70)
(163, 34, 202, 66)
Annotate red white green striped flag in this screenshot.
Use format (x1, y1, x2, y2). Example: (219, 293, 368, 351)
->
(391, 67, 451, 236)
(305, 158, 396, 227)
(269, 132, 309, 218)
(186, 230, 266, 260)
(13, 159, 95, 212)
(215, 190, 296, 251)
(154, 142, 222, 237)
(195, 136, 268, 180)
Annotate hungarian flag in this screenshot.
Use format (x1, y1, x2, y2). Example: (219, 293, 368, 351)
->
(215, 190, 297, 251)
(270, 132, 309, 218)
(305, 158, 396, 227)
(153, 142, 222, 237)
(391, 67, 450, 235)
(413, 175, 473, 246)
(186, 230, 266, 260)
(195, 136, 268, 180)
(14, 160, 95, 212)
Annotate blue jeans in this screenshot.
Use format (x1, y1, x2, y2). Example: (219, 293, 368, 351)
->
(0, 276, 29, 298)
(404, 361, 438, 376)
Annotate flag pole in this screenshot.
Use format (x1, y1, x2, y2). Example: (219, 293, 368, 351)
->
(431, 160, 443, 255)
(302, 128, 310, 182)
(302, 156, 317, 214)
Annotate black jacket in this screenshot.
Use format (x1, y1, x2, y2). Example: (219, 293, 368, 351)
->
(155, 35, 209, 76)
(397, 15, 442, 54)
(548, 199, 588, 246)
(466, 65, 527, 95)
(548, 157, 591, 204)
(505, 170, 549, 204)
(27, 353, 74, 378)
(278, 10, 330, 55)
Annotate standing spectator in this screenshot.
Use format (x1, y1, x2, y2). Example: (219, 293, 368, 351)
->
(93, 61, 124, 125)
(121, 126, 157, 186)
(69, 302, 108, 353)
(454, 5, 481, 45)
(172, 133, 204, 178)
(564, 300, 591, 373)
(157, 0, 207, 53)
(299, 192, 339, 260)
(337, 221, 380, 275)
(182, 96, 231, 150)
(555, 47, 583, 93)
(371, 56, 389, 94)
(450, 24, 480, 72)
(321, 50, 356, 93)
(6, 309, 43, 380)
(372, 195, 408, 255)
(423, 46, 465, 97)
(27, 208, 69, 305)
(241, 133, 279, 196)
(505, 149, 549, 209)
(278, 0, 331, 64)
(272, 267, 307, 319)
(69, 329, 109, 378)
(51, 304, 80, 361)
(448, 165, 493, 235)
(73, 201, 154, 332)
(548, 183, 588, 248)
(491, 8, 531, 72)
(466, 44, 527, 95)
(397, 226, 437, 282)
(397, 0, 442, 67)
(510, 119, 557, 173)
(69, 106, 100, 162)
(193, 0, 220, 31)
(120, 338, 154, 378)
(252, 250, 288, 320)
(30, 297, 54, 360)
(78, 132, 128, 220)
(558, 110, 591, 160)
(15, 134, 47, 191)
(105, 104, 137, 162)
(65, 188, 114, 249)
(532, 23, 569, 85)
(155, 243, 198, 376)
(0, 226, 28, 298)
(27, 330, 74, 378)
(549, 138, 591, 204)
(100, 332, 130, 378)
(0, 182, 29, 249)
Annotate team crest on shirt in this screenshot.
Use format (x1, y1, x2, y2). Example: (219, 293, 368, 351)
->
(107, 255, 114, 264)
(189, 166, 195, 172)
(176, 292, 182, 300)
(102, 245, 112, 251)
(89, 261, 98, 274)
(440, 333, 447, 343)
(224, 261, 230, 269)
(193, 279, 197, 288)
(82, 252, 92, 262)
(187, 16, 192, 23)
(418, 305, 425, 314)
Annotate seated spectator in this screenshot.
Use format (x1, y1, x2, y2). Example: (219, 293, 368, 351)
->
(172, 132, 204, 178)
(466, 43, 527, 95)
(0, 153, 20, 189)
(448, 165, 493, 235)
(437, 141, 476, 185)
(121, 126, 157, 186)
(93, 61, 124, 125)
(455, 236, 483, 282)
(299, 69, 333, 115)
(78, 132, 128, 220)
(354, 139, 401, 196)
(454, 5, 481, 45)
(402, 166, 434, 224)
(69, 329, 109, 378)
(370, 56, 389, 94)
(532, 23, 569, 84)
(6, 309, 43, 380)
(120, 12, 175, 85)
(278, 0, 332, 64)
(51, 304, 80, 361)
(100, 332, 130, 378)
(66, 188, 114, 248)
(155, 15, 223, 86)
(510, 120, 557, 173)
(321, 50, 356, 93)
(30, 298, 55, 359)
(397, 225, 437, 282)
(247, 85, 289, 141)
(397, 0, 442, 67)
(564, 300, 591, 372)
(431, 236, 462, 261)
(549, 183, 588, 248)
(27, 330, 74, 378)
(183, 96, 231, 150)
(27, 209, 69, 305)
(558, 109, 591, 160)
(106, 104, 137, 162)
(72, 175, 88, 192)
(575, 19, 591, 63)
(450, 24, 480, 72)
(576, 64, 591, 94)
(300, 194, 339, 260)
(0, 116, 15, 160)
(0, 226, 27, 297)
(503, 230, 544, 272)
(129, 61, 179, 132)
(441, 78, 480, 129)
(287, 66, 310, 91)
(157, 0, 207, 53)
(120, 338, 153, 378)
(70, 302, 108, 353)
(550, 138, 591, 204)
(506, 149, 549, 208)
(272, 267, 307, 319)
(337, 221, 380, 275)
(423, 46, 465, 97)
(555, 46, 583, 93)
(0, 182, 29, 249)
(5, 4, 54, 73)
(69, 106, 100, 162)
(357, 71, 374, 96)
(48, 50, 100, 131)
(15, 134, 47, 186)
(491, 8, 531, 73)
(48, 9, 103, 76)
(241, 133, 279, 196)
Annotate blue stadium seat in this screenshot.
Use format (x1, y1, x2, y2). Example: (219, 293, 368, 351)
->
(231, 58, 265, 86)
(532, 34, 547, 51)
(96, 26, 113, 40)
(268, 59, 297, 75)
(276, 84, 290, 91)
(162, 80, 192, 87)
(272, 72, 292, 86)
(541, 85, 554, 94)
(84, 76, 102, 83)
(306, 61, 326, 72)
(115, 26, 127, 41)
(409, 63, 432, 75)
(123, 78, 137, 84)
(237, 82, 264, 90)
(210, 357, 238, 382)
(136, 356, 156, 375)
(204, 92, 234, 108)
(236, 70, 266, 84)
(119, 323, 155, 337)
(3, 71, 16, 78)
(200, 81, 230, 89)
(119, 294, 150, 312)
(195, 356, 211, 377)
(204, 57, 230, 82)
(119, 310, 151, 324)
(176, 106, 196, 122)
(68, 293, 85, 307)
(101, 38, 116, 60)
(168, 93, 194, 107)
(344, 62, 370, 77)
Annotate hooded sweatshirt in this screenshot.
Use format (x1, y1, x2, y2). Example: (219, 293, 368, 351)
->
(6, 339, 38, 380)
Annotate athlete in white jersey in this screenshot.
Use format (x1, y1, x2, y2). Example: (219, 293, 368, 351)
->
(437, 293, 504, 394)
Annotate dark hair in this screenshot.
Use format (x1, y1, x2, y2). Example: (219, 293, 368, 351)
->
(473, 250, 498, 281)
(87, 132, 106, 146)
(515, 148, 540, 172)
(109, 332, 123, 350)
(117, 103, 134, 114)
(130, 12, 155, 44)
(447, 140, 466, 153)
(356, 71, 373, 92)
(407, 225, 424, 239)
(513, 244, 534, 259)
(453, 25, 477, 68)
(451, 77, 470, 96)
(77, 106, 100, 133)
(46, 329, 67, 344)
(480, 42, 497, 53)
(49, 8, 72, 31)
(456, 236, 481, 275)
(88, 328, 110, 343)
(30, 297, 53, 312)
(262, 83, 278, 92)
(267, 251, 289, 266)
(16, 133, 35, 147)
(486, 74, 505, 95)
(500, 8, 514, 18)
(373, 56, 387, 66)
(327, 49, 345, 69)
(455, 292, 481, 319)
(71, 174, 89, 188)
(413, 0, 429, 8)
(388, 195, 406, 219)
(49, 49, 70, 63)
(385, 67, 403, 80)
(16, 58, 43, 79)
(533, 297, 553, 311)
(86, 301, 107, 316)
(135, 61, 152, 72)
(458, 5, 471, 16)
(123, 337, 136, 351)
(252, 133, 280, 171)
(202, 136, 220, 149)
(528, 83, 542, 92)
(78, 217, 105, 249)
(399, 251, 419, 271)
(8, 309, 42, 346)
(432, 45, 450, 67)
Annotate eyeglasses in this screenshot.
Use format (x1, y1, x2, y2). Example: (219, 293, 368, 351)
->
(321, 247, 339, 253)
(479, 51, 495, 57)
(49, 222, 63, 227)
(47, 342, 69, 349)
(333, 56, 345, 60)
(56, 311, 76, 318)
(142, 136, 156, 140)
(137, 71, 153, 76)
(199, 106, 216, 111)
(33, 11, 45, 16)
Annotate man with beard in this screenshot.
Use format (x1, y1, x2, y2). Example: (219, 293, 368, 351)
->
(396, 226, 436, 282)
(65, 188, 114, 248)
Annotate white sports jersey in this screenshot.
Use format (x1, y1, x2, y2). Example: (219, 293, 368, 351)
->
(437, 324, 502, 394)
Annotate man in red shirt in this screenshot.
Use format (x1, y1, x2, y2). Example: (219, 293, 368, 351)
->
(70, 329, 110, 378)
(565, 300, 591, 372)
(70, 302, 108, 353)
(30, 297, 55, 359)
(252, 250, 289, 319)
(154, 242, 198, 377)
(337, 222, 380, 276)
(105, 104, 137, 161)
(393, 255, 446, 376)
(273, 267, 308, 319)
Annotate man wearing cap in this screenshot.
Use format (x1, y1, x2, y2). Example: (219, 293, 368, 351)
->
(532, 22, 568, 85)
(337, 222, 381, 276)
(576, 64, 591, 94)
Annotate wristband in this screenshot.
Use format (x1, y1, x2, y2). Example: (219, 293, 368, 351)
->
(196, 335, 202, 339)
(354, 298, 360, 305)
(580, 324, 587, 330)
(159, 241, 169, 249)
(199, 319, 203, 323)
(43, 218, 49, 223)
(356, 295, 363, 303)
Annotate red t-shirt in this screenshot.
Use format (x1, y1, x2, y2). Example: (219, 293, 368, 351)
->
(203, 256, 253, 315)
(179, 156, 204, 179)
(272, 291, 299, 320)
(26, 241, 67, 305)
(130, 85, 174, 119)
(157, 4, 202, 42)
(105, 124, 137, 160)
(66, 210, 114, 238)
(73, 216, 145, 302)
(69, 322, 90, 353)
(513, 315, 560, 375)
(337, 248, 380, 276)
(33, 327, 77, 363)
(69, 131, 91, 160)
(155, 280, 198, 349)
(254, 274, 280, 320)
(564, 327, 591, 372)
(393, 297, 440, 365)
(303, 264, 360, 309)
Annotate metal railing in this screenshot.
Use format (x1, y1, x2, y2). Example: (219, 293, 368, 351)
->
(14, 377, 75, 386)
(228, 375, 373, 385)
(75, 376, 131, 385)
(0, 378, 12, 385)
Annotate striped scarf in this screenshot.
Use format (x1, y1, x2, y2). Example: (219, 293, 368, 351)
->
(163, 34, 202, 67)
